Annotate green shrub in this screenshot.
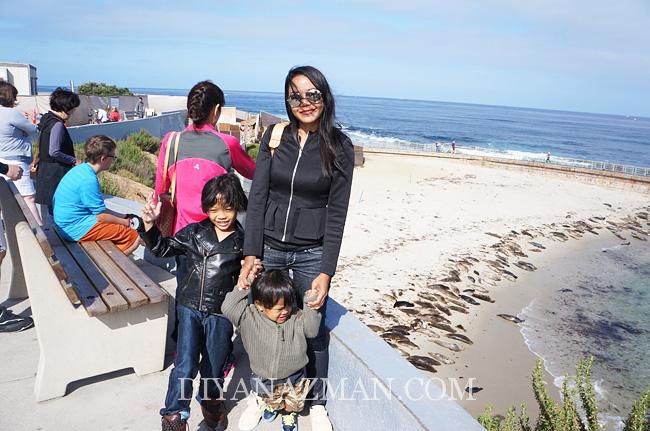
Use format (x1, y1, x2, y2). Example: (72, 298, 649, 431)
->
(126, 129, 161, 154)
(74, 143, 84, 161)
(478, 358, 650, 431)
(110, 138, 156, 188)
(246, 144, 259, 160)
(77, 82, 133, 96)
(98, 173, 120, 196)
(623, 387, 650, 431)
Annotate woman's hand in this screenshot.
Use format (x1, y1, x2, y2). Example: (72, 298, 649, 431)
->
(141, 192, 162, 230)
(307, 273, 331, 309)
(5, 164, 23, 181)
(238, 256, 262, 289)
(29, 160, 38, 175)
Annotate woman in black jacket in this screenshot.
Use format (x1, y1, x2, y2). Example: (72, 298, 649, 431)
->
(35, 87, 80, 221)
(240, 65, 354, 430)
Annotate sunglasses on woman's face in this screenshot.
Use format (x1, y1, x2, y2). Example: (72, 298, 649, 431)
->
(286, 89, 323, 108)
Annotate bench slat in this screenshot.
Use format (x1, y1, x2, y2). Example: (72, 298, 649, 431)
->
(81, 242, 149, 308)
(96, 241, 168, 304)
(44, 230, 108, 316)
(56, 230, 129, 313)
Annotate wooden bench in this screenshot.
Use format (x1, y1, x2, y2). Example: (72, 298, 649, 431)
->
(0, 178, 169, 401)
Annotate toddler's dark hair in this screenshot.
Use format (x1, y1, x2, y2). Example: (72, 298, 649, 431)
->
(201, 173, 248, 213)
(187, 81, 225, 127)
(252, 270, 296, 309)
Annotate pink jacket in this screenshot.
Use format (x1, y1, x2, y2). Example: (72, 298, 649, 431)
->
(155, 124, 255, 234)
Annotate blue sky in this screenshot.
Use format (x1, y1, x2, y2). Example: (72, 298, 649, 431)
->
(2, 0, 649, 116)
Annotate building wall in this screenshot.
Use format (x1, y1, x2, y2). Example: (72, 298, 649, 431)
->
(0, 63, 37, 95)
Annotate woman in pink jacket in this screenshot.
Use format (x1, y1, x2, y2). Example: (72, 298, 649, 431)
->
(155, 81, 255, 235)
(155, 80, 255, 343)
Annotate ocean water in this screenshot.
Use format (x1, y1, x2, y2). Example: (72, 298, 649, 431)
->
(40, 86, 650, 168)
(520, 238, 650, 430)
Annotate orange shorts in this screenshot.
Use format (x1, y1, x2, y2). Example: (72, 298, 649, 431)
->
(79, 221, 140, 253)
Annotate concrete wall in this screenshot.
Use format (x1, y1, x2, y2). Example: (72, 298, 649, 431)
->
(325, 300, 484, 431)
(364, 148, 650, 193)
(67, 111, 186, 143)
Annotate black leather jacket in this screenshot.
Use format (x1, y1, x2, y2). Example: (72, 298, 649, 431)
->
(141, 219, 244, 314)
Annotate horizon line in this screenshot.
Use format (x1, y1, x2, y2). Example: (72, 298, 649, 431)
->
(37, 84, 650, 121)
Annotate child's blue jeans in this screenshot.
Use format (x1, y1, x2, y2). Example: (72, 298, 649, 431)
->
(160, 303, 233, 419)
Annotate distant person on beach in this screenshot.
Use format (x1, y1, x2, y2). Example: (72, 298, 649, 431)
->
(53, 135, 141, 255)
(435, 141, 441, 152)
(238, 65, 354, 431)
(108, 106, 121, 122)
(223, 270, 321, 431)
(0, 81, 42, 225)
(452, 140, 456, 154)
(546, 152, 551, 163)
(35, 87, 80, 224)
(140, 174, 257, 431)
(96, 107, 108, 123)
(135, 97, 145, 119)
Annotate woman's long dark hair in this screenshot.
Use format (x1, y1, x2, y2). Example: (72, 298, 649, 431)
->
(284, 66, 339, 176)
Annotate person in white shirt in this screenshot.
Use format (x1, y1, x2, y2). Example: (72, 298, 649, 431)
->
(96, 107, 108, 123)
(0, 81, 42, 225)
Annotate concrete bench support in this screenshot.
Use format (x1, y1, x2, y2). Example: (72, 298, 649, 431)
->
(16, 221, 168, 402)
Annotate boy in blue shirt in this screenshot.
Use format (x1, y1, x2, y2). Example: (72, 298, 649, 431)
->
(53, 135, 140, 254)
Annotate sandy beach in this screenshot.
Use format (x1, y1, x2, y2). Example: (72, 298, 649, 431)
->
(330, 151, 650, 422)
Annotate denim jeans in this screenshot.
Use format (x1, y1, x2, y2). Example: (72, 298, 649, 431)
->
(160, 304, 233, 418)
(170, 255, 187, 342)
(262, 244, 329, 405)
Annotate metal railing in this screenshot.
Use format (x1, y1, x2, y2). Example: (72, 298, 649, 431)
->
(358, 140, 650, 178)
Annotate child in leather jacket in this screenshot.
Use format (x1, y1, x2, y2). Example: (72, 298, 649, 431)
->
(140, 173, 257, 431)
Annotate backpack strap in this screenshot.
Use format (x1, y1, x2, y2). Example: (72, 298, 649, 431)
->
(169, 132, 181, 203)
(161, 131, 181, 203)
(269, 122, 289, 157)
(161, 132, 175, 187)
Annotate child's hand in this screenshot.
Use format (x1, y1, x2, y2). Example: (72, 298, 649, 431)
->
(249, 258, 263, 282)
(237, 257, 263, 289)
(304, 289, 319, 305)
(141, 192, 162, 227)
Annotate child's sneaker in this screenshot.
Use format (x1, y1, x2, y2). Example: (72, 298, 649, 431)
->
(309, 405, 332, 431)
(262, 405, 278, 422)
(237, 393, 265, 431)
(281, 412, 298, 431)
